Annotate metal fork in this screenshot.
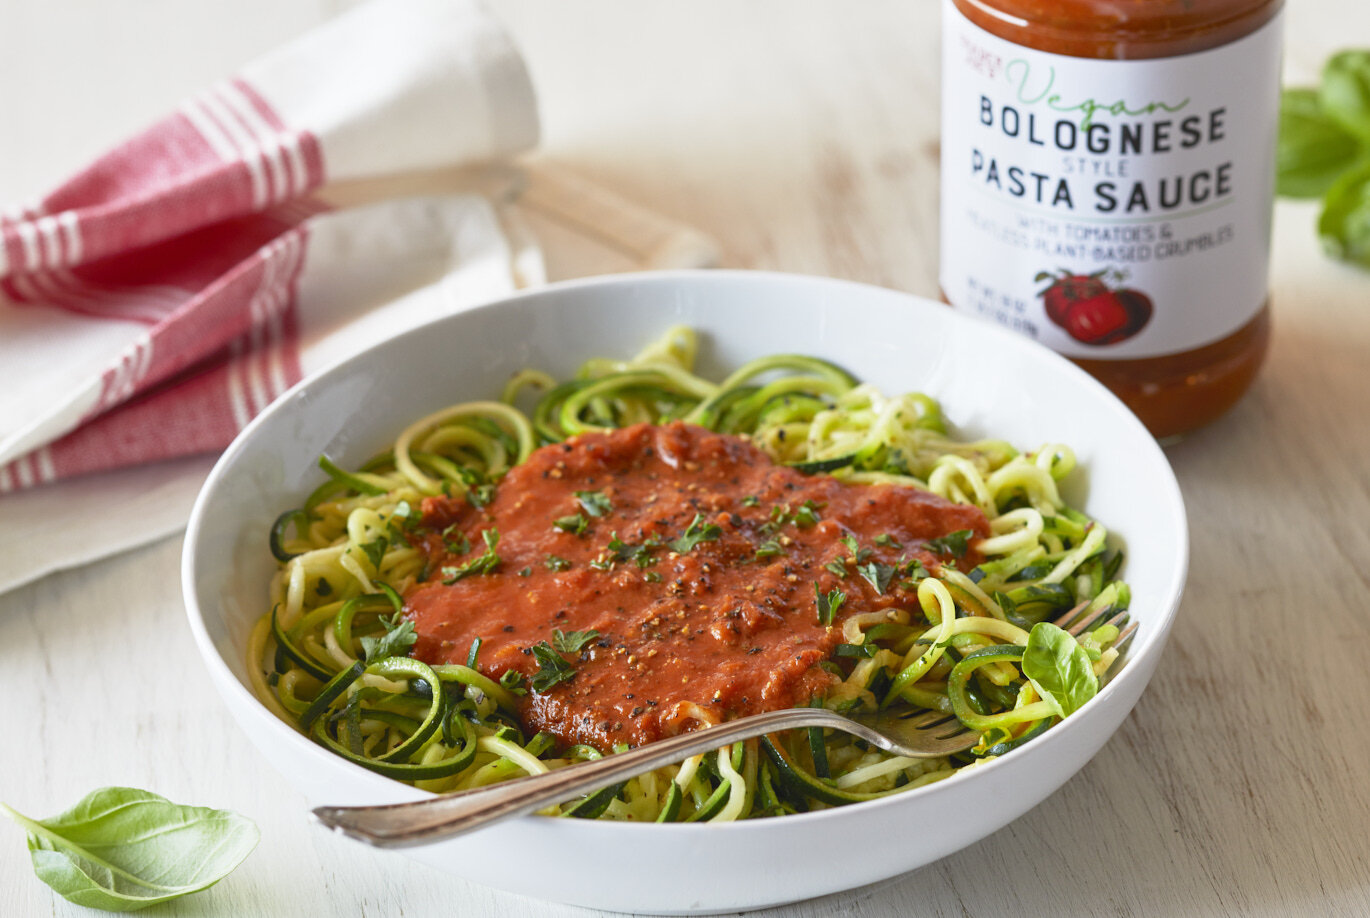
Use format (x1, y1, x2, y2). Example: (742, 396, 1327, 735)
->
(311, 604, 1135, 848)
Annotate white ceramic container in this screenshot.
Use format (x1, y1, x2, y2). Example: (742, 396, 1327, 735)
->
(183, 271, 1187, 914)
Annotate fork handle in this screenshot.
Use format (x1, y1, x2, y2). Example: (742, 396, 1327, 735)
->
(312, 707, 849, 847)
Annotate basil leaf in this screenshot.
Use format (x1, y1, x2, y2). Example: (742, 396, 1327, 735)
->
(1321, 50, 1370, 144)
(1, 787, 258, 912)
(1318, 158, 1370, 266)
(1021, 622, 1098, 718)
(1278, 88, 1361, 198)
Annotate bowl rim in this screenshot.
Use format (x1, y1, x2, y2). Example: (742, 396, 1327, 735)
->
(181, 268, 1189, 836)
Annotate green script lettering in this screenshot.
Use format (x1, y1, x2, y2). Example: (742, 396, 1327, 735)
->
(1004, 59, 1189, 127)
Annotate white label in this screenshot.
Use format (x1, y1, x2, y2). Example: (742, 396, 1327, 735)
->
(939, 2, 1282, 359)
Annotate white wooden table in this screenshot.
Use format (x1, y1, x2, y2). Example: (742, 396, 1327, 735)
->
(4, 2, 1370, 915)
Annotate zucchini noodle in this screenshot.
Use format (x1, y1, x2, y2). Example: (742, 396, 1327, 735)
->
(253, 326, 1133, 821)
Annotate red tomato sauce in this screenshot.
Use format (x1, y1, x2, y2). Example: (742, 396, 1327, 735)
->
(406, 422, 988, 749)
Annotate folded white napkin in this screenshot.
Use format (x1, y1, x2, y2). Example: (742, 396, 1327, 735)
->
(0, 0, 717, 595)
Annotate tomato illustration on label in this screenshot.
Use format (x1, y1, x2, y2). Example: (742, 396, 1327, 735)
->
(1036, 269, 1153, 345)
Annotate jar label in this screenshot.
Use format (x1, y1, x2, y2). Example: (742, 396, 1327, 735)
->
(939, 2, 1282, 358)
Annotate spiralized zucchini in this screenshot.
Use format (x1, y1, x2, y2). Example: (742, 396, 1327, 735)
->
(250, 326, 1132, 820)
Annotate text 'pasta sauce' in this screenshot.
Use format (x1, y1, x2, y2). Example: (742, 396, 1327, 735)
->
(406, 422, 988, 749)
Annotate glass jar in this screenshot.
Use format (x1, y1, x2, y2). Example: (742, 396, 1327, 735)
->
(939, 0, 1284, 439)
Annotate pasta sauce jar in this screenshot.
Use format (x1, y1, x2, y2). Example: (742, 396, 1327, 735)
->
(939, 0, 1284, 438)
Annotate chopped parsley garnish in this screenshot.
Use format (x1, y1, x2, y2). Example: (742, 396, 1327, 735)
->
(575, 490, 613, 518)
(926, 529, 974, 558)
(454, 465, 496, 508)
(553, 513, 589, 535)
(544, 555, 572, 571)
(358, 535, 388, 570)
(769, 500, 824, 528)
(840, 534, 873, 564)
(360, 612, 417, 662)
(465, 483, 496, 509)
(754, 539, 784, 560)
(858, 560, 895, 595)
(441, 524, 470, 555)
(440, 529, 500, 584)
(386, 501, 418, 540)
(466, 637, 482, 668)
(824, 558, 849, 578)
(530, 642, 578, 692)
(595, 533, 660, 570)
(644, 571, 663, 582)
(815, 584, 847, 626)
(898, 556, 930, 588)
(552, 628, 600, 654)
(874, 533, 901, 548)
(518, 566, 532, 577)
(741, 495, 760, 508)
(499, 668, 528, 695)
(672, 513, 722, 554)
(792, 500, 822, 528)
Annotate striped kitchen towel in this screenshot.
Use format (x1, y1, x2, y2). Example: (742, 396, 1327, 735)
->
(0, 0, 539, 492)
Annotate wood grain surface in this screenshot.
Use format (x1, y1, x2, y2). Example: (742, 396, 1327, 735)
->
(3, 2, 1369, 915)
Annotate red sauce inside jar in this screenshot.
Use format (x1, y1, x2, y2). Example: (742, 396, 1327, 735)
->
(949, 0, 1282, 439)
(406, 422, 988, 749)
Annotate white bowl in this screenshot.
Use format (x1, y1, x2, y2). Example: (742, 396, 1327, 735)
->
(182, 270, 1187, 914)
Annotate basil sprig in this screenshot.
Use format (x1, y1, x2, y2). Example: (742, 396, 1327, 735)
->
(1021, 622, 1099, 718)
(1, 787, 257, 912)
(1278, 50, 1370, 266)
